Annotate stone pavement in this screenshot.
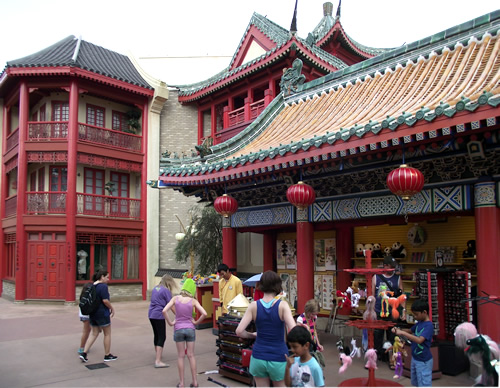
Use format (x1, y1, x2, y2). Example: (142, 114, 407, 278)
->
(0, 298, 474, 387)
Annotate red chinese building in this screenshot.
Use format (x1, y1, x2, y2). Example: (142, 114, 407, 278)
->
(160, 7, 500, 344)
(0, 36, 166, 302)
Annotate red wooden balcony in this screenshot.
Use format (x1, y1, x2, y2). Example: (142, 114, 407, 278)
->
(25, 192, 141, 220)
(26, 122, 142, 152)
(6, 128, 19, 152)
(4, 195, 17, 217)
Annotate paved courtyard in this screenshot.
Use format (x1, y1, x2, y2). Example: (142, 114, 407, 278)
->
(0, 298, 474, 387)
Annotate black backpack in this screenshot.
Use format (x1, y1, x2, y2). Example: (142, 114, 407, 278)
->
(79, 283, 100, 315)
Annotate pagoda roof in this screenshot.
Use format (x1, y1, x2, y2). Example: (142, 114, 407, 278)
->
(160, 11, 500, 189)
(1, 35, 153, 91)
(177, 6, 393, 102)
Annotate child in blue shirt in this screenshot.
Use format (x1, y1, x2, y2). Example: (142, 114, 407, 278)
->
(285, 325, 324, 387)
(393, 298, 434, 386)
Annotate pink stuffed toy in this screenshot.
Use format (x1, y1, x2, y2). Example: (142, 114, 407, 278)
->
(364, 348, 378, 369)
(339, 353, 353, 374)
(363, 295, 377, 321)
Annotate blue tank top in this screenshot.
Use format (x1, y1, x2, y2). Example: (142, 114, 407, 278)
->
(252, 299, 288, 362)
(374, 273, 400, 313)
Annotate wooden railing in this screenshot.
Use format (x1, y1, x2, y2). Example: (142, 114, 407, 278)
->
(25, 192, 140, 219)
(5, 195, 17, 217)
(26, 121, 141, 152)
(77, 193, 140, 219)
(250, 99, 266, 119)
(228, 106, 245, 127)
(28, 121, 68, 140)
(78, 123, 141, 151)
(6, 128, 19, 152)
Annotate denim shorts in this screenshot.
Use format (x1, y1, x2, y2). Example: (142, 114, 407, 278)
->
(249, 355, 287, 382)
(411, 357, 433, 387)
(174, 328, 196, 342)
(89, 314, 110, 327)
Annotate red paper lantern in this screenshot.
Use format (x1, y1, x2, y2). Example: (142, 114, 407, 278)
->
(214, 194, 238, 217)
(386, 164, 424, 200)
(286, 181, 316, 209)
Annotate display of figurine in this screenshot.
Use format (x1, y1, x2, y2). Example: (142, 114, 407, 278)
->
(364, 348, 378, 369)
(372, 243, 384, 258)
(391, 241, 407, 258)
(346, 280, 362, 315)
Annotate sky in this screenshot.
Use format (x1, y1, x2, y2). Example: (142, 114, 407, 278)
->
(1, 0, 498, 85)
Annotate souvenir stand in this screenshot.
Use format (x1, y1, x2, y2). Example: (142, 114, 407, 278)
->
(339, 250, 402, 387)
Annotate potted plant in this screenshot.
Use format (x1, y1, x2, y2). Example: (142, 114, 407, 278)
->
(125, 110, 141, 134)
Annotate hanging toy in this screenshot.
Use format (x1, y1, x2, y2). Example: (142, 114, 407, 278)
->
(339, 353, 353, 374)
(350, 338, 361, 358)
(364, 348, 378, 369)
(378, 284, 393, 318)
(392, 336, 407, 379)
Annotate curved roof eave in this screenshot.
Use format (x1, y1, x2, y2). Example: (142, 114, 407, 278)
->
(178, 39, 348, 103)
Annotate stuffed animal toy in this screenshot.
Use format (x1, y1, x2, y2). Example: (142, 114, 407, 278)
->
(363, 243, 374, 256)
(355, 243, 365, 257)
(363, 295, 377, 321)
(388, 294, 407, 320)
(364, 348, 378, 369)
(346, 280, 361, 315)
(391, 242, 407, 258)
(372, 243, 384, 258)
(339, 353, 353, 374)
(349, 338, 361, 358)
(378, 284, 393, 317)
(384, 246, 392, 256)
(391, 336, 407, 378)
(336, 290, 351, 312)
(462, 239, 476, 258)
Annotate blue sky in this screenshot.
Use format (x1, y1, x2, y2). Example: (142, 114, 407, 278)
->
(1, 0, 498, 85)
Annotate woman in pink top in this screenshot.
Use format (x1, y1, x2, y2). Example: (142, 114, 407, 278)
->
(163, 278, 207, 388)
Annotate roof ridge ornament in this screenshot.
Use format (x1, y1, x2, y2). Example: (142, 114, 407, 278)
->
(335, 0, 341, 21)
(290, 0, 298, 36)
(280, 58, 306, 96)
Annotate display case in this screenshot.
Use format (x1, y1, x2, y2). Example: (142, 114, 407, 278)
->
(216, 314, 255, 385)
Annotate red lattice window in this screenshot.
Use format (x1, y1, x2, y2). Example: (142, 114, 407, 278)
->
(52, 101, 69, 121)
(112, 111, 127, 132)
(5, 234, 16, 279)
(86, 104, 105, 128)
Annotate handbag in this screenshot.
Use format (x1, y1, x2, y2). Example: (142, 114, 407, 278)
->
(311, 350, 325, 368)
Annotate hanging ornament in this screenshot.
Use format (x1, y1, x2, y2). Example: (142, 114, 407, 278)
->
(286, 181, 316, 210)
(386, 164, 424, 200)
(214, 194, 238, 218)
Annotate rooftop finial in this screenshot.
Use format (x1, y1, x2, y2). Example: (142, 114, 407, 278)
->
(290, 0, 298, 36)
(335, 0, 341, 20)
(323, 2, 334, 17)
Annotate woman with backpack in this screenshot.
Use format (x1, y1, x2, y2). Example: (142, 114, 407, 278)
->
(79, 269, 117, 363)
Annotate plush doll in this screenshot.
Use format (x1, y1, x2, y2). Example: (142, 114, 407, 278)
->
(391, 242, 407, 259)
(336, 290, 351, 312)
(349, 338, 361, 358)
(378, 284, 393, 317)
(388, 294, 407, 320)
(384, 246, 392, 256)
(391, 336, 407, 378)
(363, 295, 377, 321)
(372, 243, 384, 258)
(339, 353, 353, 374)
(462, 239, 476, 258)
(364, 348, 378, 369)
(355, 243, 365, 257)
(346, 280, 361, 315)
(363, 243, 374, 255)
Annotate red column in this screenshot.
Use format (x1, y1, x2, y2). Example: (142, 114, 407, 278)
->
(296, 209, 314, 314)
(197, 109, 203, 144)
(263, 232, 275, 272)
(264, 89, 273, 106)
(210, 105, 216, 140)
(336, 226, 353, 315)
(222, 217, 237, 271)
(474, 181, 500, 342)
(15, 81, 29, 301)
(0, 105, 9, 296)
(65, 81, 79, 303)
(223, 106, 229, 129)
(140, 101, 148, 299)
(244, 97, 252, 122)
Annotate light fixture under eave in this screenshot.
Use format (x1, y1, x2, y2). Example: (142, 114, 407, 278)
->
(386, 164, 424, 201)
(286, 181, 316, 210)
(214, 194, 238, 218)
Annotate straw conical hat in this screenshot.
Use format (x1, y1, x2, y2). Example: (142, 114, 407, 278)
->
(227, 293, 249, 309)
